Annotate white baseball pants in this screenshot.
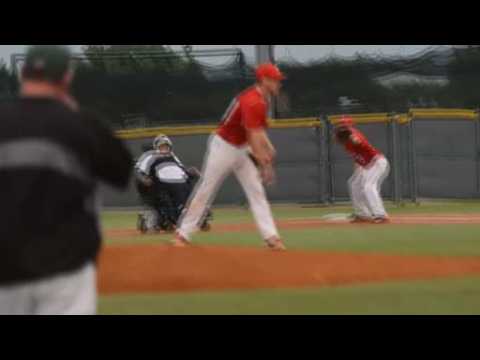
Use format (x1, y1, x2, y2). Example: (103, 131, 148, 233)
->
(348, 156, 390, 218)
(0, 262, 96, 315)
(178, 134, 279, 243)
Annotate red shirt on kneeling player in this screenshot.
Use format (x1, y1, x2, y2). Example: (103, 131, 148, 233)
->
(335, 117, 390, 224)
(336, 117, 382, 168)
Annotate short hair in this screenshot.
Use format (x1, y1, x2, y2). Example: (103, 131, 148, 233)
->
(21, 45, 72, 84)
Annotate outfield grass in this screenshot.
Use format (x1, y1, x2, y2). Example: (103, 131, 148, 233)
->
(99, 201, 480, 315)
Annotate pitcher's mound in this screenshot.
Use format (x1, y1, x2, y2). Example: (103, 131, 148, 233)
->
(98, 244, 480, 295)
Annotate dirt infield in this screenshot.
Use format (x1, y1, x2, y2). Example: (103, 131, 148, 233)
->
(105, 214, 480, 239)
(98, 213, 480, 295)
(98, 244, 480, 295)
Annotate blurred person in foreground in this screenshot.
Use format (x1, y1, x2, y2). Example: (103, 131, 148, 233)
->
(0, 45, 132, 315)
(173, 63, 286, 250)
(334, 117, 390, 224)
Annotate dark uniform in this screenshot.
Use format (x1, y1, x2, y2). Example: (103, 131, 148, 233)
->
(135, 150, 198, 227)
(0, 45, 132, 315)
(0, 100, 132, 294)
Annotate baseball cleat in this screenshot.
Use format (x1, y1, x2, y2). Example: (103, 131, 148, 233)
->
(266, 237, 287, 251)
(171, 233, 190, 248)
(137, 214, 149, 234)
(350, 215, 373, 224)
(372, 216, 391, 224)
(200, 222, 211, 232)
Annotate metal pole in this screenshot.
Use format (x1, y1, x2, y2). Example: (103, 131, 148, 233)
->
(10, 54, 20, 80)
(255, 45, 274, 65)
(475, 113, 480, 197)
(386, 118, 393, 202)
(410, 120, 419, 203)
(317, 120, 327, 204)
(255, 45, 277, 118)
(326, 119, 335, 204)
(390, 117, 400, 204)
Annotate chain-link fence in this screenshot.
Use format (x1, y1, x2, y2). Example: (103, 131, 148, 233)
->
(4, 45, 480, 206)
(5, 45, 480, 127)
(101, 110, 480, 207)
(275, 45, 480, 119)
(9, 47, 254, 129)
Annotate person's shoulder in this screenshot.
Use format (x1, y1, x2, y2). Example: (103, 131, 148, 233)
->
(144, 150, 157, 156)
(239, 86, 260, 99)
(0, 99, 16, 114)
(138, 149, 154, 157)
(239, 87, 266, 108)
(136, 150, 157, 164)
(351, 128, 368, 143)
(78, 107, 114, 132)
(351, 128, 365, 137)
(78, 107, 106, 123)
(0, 98, 73, 124)
(22, 99, 81, 123)
(0, 98, 28, 113)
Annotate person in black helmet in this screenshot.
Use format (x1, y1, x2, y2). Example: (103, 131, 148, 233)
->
(135, 134, 211, 233)
(0, 45, 132, 315)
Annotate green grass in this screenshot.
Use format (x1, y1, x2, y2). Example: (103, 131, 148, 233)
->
(98, 201, 480, 315)
(104, 225, 480, 257)
(103, 202, 480, 257)
(197, 225, 480, 257)
(99, 277, 480, 315)
(101, 200, 480, 230)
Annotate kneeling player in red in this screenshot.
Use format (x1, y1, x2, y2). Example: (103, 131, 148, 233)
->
(335, 117, 391, 224)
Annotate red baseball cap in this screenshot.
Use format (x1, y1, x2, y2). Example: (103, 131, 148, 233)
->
(256, 63, 286, 81)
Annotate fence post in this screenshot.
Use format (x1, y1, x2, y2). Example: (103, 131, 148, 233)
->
(325, 118, 335, 204)
(390, 115, 401, 204)
(475, 111, 480, 198)
(316, 121, 326, 203)
(255, 45, 277, 117)
(409, 118, 419, 204)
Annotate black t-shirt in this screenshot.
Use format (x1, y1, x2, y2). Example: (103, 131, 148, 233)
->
(0, 97, 132, 286)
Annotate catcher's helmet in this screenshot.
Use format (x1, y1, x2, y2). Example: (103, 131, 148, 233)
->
(153, 134, 173, 151)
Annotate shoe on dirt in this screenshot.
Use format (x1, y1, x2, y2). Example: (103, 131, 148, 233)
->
(372, 217, 391, 224)
(266, 237, 287, 251)
(350, 215, 373, 224)
(171, 233, 190, 248)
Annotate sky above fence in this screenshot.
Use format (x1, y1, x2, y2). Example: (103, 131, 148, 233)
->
(0, 45, 451, 66)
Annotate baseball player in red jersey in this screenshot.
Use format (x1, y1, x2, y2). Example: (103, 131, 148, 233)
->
(335, 117, 391, 224)
(173, 63, 286, 250)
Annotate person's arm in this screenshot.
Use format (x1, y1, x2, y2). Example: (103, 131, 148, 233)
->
(248, 129, 276, 167)
(135, 170, 154, 187)
(82, 110, 133, 189)
(243, 101, 277, 185)
(244, 101, 276, 165)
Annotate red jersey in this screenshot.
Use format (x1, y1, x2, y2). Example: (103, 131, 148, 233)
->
(217, 87, 269, 146)
(343, 128, 382, 167)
